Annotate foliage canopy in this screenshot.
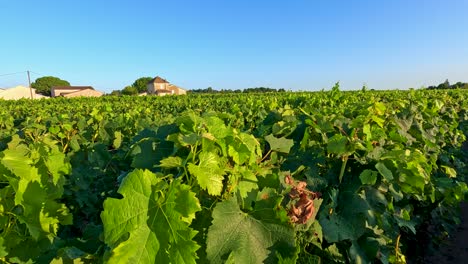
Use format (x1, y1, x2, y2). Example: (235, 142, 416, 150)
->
(0, 88, 467, 263)
(31, 76, 70, 96)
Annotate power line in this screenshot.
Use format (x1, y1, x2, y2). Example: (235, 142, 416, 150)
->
(0, 71, 27, 77)
(0, 70, 46, 78)
(29, 71, 44, 77)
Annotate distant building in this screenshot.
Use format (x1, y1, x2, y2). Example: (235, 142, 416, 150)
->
(51, 86, 104, 98)
(0, 86, 47, 100)
(146, 76, 187, 96)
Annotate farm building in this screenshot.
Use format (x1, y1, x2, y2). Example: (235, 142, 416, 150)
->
(0, 86, 48, 100)
(51, 86, 104, 98)
(147, 76, 187, 96)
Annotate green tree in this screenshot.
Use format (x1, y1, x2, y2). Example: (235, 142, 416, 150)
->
(437, 79, 450, 89)
(121, 85, 138, 95)
(132, 77, 153, 93)
(31, 76, 70, 96)
(109, 90, 122, 96)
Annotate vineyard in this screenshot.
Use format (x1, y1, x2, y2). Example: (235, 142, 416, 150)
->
(0, 87, 467, 263)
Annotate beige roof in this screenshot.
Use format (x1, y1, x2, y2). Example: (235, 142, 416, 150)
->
(52, 86, 94, 90)
(62, 88, 103, 98)
(168, 84, 186, 91)
(148, 76, 169, 84)
(0, 86, 48, 100)
(51, 86, 97, 97)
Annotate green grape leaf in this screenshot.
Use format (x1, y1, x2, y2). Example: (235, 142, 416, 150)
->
(320, 190, 368, 243)
(324, 244, 345, 262)
(204, 115, 230, 139)
(69, 136, 81, 151)
(239, 133, 262, 159)
(228, 133, 262, 165)
(251, 188, 290, 224)
(265, 134, 294, 154)
(231, 166, 258, 199)
(43, 150, 71, 187)
(0, 237, 6, 258)
(1, 141, 72, 242)
(371, 115, 385, 128)
(394, 212, 417, 234)
(441, 165, 457, 178)
(206, 196, 296, 264)
(349, 240, 370, 264)
(180, 133, 201, 146)
(101, 169, 201, 264)
(13, 179, 71, 241)
(327, 134, 348, 155)
(113, 131, 122, 149)
(1, 146, 38, 181)
(16, 181, 50, 240)
(228, 142, 250, 165)
(50, 246, 90, 264)
(320, 214, 356, 243)
(375, 162, 393, 181)
(359, 170, 377, 185)
(159, 156, 184, 168)
(176, 113, 202, 133)
(188, 151, 225, 196)
(130, 139, 172, 169)
(175, 184, 201, 223)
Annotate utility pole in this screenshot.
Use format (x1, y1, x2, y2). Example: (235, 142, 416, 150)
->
(27, 70, 32, 99)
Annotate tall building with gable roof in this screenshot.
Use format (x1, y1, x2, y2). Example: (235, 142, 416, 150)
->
(146, 76, 187, 95)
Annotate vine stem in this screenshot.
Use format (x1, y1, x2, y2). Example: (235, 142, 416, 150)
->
(339, 155, 348, 183)
(259, 149, 272, 163)
(395, 233, 401, 261)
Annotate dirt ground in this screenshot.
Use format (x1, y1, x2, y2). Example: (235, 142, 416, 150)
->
(418, 202, 468, 264)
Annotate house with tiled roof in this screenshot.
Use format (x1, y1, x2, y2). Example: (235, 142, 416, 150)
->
(146, 76, 187, 96)
(51, 86, 103, 98)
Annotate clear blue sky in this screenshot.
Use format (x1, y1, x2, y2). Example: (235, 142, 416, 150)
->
(1, 0, 467, 92)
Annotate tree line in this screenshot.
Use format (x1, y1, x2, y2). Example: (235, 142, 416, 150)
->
(29, 76, 287, 96)
(27, 76, 468, 96)
(110, 79, 287, 95)
(426, 79, 468, 90)
(188, 87, 286, 94)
